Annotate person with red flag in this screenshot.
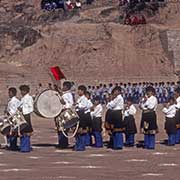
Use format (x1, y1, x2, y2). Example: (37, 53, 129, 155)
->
(56, 81, 74, 149)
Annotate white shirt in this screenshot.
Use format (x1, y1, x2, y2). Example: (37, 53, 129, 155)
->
(76, 95, 89, 112)
(85, 99, 93, 113)
(106, 94, 124, 110)
(138, 85, 143, 94)
(124, 104, 136, 117)
(7, 96, 21, 115)
(176, 96, 180, 109)
(108, 87, 113, 94)
(91, 104, 103, 118)
(62, 91, 74, 109)
(162, 104, 176, 118)
(20, 94, 34, 115)
(141, 96, 158, 111)
(76, 2, 81, 7)
(66, 0, 72, 5)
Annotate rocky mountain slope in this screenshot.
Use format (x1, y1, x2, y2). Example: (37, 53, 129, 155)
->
(0, 0, 180, 101)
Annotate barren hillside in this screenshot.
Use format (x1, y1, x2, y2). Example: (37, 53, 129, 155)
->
(0, 0, 180, 100)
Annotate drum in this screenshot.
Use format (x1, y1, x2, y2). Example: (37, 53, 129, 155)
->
(58, 109, 79, 129)
(12, 112, 27, 133)
(0, 116, 11, 135)
(34, 89, 63, 118)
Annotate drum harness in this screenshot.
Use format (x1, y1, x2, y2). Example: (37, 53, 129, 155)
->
(1, 108, 25, 136)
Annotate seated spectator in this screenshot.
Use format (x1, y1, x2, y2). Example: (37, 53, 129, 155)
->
(41, 0, 66, 11)
(44, 2, 52, 11)
(124, 14, 132, 25)
(75, 0, 82, 9)
(86, 0, 94, 5)
(131, 15, 139, 25)
(139, 15, 146, 24)
(66, 0, 74, 10)
(51, 1, 58, 10)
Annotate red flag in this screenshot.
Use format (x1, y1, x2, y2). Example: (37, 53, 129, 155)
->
(50, 66, 66, 80)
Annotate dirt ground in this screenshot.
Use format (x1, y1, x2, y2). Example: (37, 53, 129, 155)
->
(0, 105, 179, 180)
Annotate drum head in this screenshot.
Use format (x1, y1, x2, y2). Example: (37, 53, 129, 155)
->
(34, 89, 63, 118)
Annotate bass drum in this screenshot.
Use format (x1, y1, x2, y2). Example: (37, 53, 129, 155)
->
(34, 89, 63, 118)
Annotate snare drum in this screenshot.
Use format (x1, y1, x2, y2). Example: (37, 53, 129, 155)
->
(34, 89, 63, 118)
(0, 116, 11, 135)
(12, 112, 27, 133)
(58, 109, 79, 129)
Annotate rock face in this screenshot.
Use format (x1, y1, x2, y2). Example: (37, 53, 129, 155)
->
(0, 0, 180, 101)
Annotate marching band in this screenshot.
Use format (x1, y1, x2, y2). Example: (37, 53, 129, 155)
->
(1, 81, 180, 153)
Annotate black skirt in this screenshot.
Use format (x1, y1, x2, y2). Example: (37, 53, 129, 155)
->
(92, 117, 102, 132)
(105, 109, 113, 124)
(175, 109, 180, 125)
(22, 114, 33, 134)
(165, 117, 177, 134)
(143, 111, 158, 131)
(124, 115, 137, 134)
(84, 112, 92, 129)
(111, 110, 123, 129)
(77, 111, 90, 129)
(140, 112, 145, 129)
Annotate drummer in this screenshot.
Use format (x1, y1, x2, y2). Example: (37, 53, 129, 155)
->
(57, 81, 74, 149)
(18, 85, 34, 153)
(5, 87, 20, 151)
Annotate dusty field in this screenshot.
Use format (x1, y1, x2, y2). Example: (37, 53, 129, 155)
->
(0, 105, 179, 180)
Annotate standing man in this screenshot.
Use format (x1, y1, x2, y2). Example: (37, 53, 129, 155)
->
(106, 86, 124, 150)
(174, 88, 180, 144)
(75, 85, 90, 151)
(19, 85, 34, 153)
(5, 87, 20, 150)
(140, 86, 158, 149)
(56, 81, 74, 149)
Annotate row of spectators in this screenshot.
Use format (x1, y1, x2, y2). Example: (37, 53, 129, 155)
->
(124, 14, 146, 25)
(86, 81, 179, 104)
(34, 81, 180, 105)
(41, 0, 94, 11)
(121, 0, 166, 25)
(40, 0, 166, 26)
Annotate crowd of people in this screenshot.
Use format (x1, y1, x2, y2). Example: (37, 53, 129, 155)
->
(3, 80, 180, 153)
(41, 0, 94, 11)
(40, 0, 166, 27)
(34, 81, 178, 105)
(86, 81, 177, 104)
(54, 81, 180, 151)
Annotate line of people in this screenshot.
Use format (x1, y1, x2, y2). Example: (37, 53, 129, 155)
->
(41, 0, 94, 11)
(56, 82, 180, 151)
(4, 81, 180, 153)
(2, 85, 34, 152)
(87, 81, 177, 105)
